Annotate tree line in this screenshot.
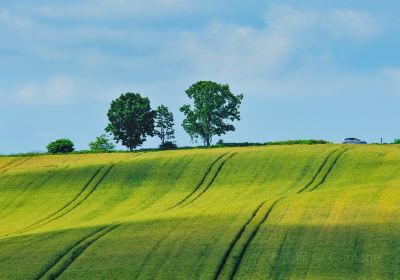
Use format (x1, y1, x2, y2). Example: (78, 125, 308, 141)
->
(46, 81, 244, 153)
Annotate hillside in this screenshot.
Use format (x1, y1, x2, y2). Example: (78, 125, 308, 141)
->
(0, 145, 399, 279)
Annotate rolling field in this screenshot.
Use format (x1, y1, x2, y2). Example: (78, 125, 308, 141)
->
(0, 145, 400, 279)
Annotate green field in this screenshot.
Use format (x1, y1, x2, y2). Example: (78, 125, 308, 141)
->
(0, 145, 399, 279)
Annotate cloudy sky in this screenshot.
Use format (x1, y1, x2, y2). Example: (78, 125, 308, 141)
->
(1, 0, 400, 153)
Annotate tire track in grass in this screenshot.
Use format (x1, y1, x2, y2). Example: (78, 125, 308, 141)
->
(267, 232, 290, 280)
(308, 148, 348, 192)
(0, 165, 71, 223)
(18, 166, 105, 234)
(168, 153, 228, 209)
(0, 158, 21, 171)
(183, 153, 237, 207)
(297, 149, 341, 194)
(133, 226, 177, 279)
(0, 231, 65, 263)
(214, 198, 283, 280)
(0, 157, 31, 175)
(35, 224, 119, 280)
(22, 164, 115, 233)
(214, 147, 349, 279)
(213, 201, 267, 280)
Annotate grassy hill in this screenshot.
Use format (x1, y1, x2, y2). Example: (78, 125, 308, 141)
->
(0, 145, 399, 279)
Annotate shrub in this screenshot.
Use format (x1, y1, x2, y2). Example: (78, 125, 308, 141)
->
(265, 139, 330, 145)
(159, 141, 178, 150)
(394, 139, 400, 144)
(89, 134, 115, 152)
(47, 139, 75, 154)
(216, 139, 225, 147)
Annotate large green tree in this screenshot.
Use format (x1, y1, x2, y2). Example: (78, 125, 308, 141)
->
(155, 105, 175, 146)
(180, 81, 243, 146)
(106, 93, 156, 151)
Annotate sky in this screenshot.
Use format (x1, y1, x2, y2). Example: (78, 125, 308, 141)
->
(1, 0, 400, 153)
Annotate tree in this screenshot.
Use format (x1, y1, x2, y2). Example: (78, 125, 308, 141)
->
(89, 134, 115, 152)
(105, 93, 156, 151)
(180, 81, 243, 146)
(155, 105, 175, 146)
(47, 139, 75, 154)
(159, 141, 178, 150)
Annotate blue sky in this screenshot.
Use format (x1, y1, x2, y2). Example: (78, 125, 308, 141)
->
(1, 0, 400, 153)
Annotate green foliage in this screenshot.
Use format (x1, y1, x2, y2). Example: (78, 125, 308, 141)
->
(155, 105, 175, 145)
(105, 92, 156, 151)
(394, 139, 400, 144)
(89, 134, 115, 152)
(180, 81, 243, 146)
(265, 139, 330, 145)
(46, 139, 75, 154)
(159, 141, 178, 150)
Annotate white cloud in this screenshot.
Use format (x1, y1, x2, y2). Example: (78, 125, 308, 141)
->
(16, 75, 76, 105)
(0, 4, 387, 108)
(326, 10, 379, 40)
(171, 6, 321, 81)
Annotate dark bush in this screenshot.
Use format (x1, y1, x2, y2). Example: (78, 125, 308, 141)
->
(265, 139, 330, 145)
(159, 141, 178, 150)
(47, 139, 75, 154)
(214, 142, 264, 147)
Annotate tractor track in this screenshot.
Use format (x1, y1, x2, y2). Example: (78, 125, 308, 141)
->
(18, 166, 105, 234)
(213, 201, 267, 280)
(308, 148, 348, 192)
(0, 158, 21, 171)
(184, 153, 237, 207)
(33, 164, 115, 230)
(297, 149, 341, 194)
(214, 149, 349, 279)
(214, 198, 283, 280)
(35, 225, 119, 280)
(168, 153, 228, 209)
(0, 165, 71, 223)
(0, 157, 31, 175)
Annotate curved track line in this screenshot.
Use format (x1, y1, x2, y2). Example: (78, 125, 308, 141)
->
(133, 226, 177, 279)
(26, 165, 115, 232)
(297, 149, 341, 194)
(0, 158, 21, 171)
(35, 225, 119, 280)
(18, 166, 105, 233)
(227, 198, 283, 280)
(0, 165, 71, 223)
(213, 201, 266, 280)
(308, 149, 348, 192)
(0, 157, 31, 175)
(168, 153, 228, 209)
(184, 153, 237, 206)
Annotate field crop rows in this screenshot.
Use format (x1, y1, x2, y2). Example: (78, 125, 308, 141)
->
(0, 145, 399, 279)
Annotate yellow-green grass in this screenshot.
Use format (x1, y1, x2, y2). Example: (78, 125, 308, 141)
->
(0, 145, 399, 279)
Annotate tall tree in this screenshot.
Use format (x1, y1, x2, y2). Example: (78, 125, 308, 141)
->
(180, 81, 243, 146)
(105, 93, 156, 151)
(155, 105, 175, 145)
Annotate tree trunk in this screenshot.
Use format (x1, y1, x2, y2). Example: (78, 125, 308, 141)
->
(206, 137, 211, 147)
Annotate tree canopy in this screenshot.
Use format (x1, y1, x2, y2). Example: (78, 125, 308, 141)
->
(47, 139, 75, 154)
(89, 134, 115, 152)
(180, 81, 243, 146)
(155, 105, 175, 146)
(105, 92, 156, 151)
